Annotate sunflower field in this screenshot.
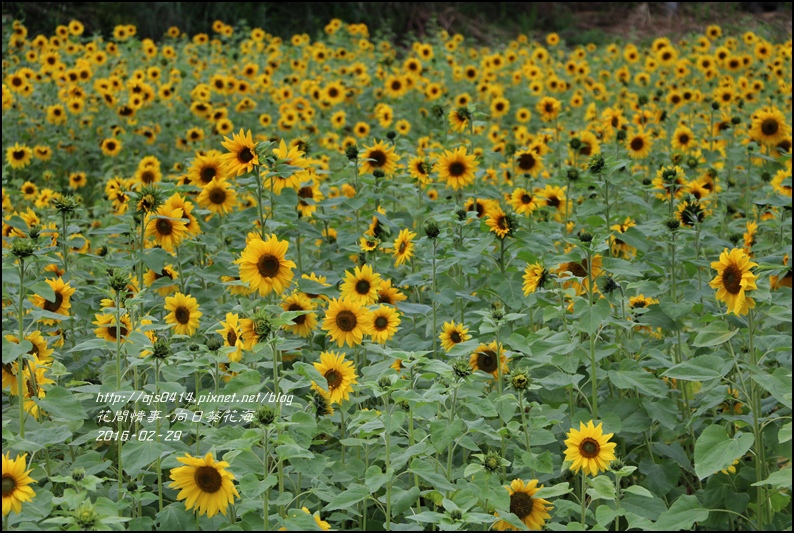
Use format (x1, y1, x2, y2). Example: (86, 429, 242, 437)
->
(1, 15, 792, 531)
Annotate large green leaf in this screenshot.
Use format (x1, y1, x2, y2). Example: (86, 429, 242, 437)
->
(694, 425, 754, 480)
(651, 495, 709, 530)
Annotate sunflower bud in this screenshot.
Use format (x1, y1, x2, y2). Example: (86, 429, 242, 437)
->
(398, 400, 410, 411)
(450, 509, 463, 521)
(386, 131, 396, 141)
(152, 338, 171, 359)
(54, 195, 79, 215)
(312, 392, 333, 418)
(578, 231, 593, 243)
(600, 275, 621, 295)
(567, 168, 580, 181)
(98, 245, 108, 257)
(569, 138, 582, 150)
(28, 226, 41, 241)
(372, 169, 385, 179)
(665, 218, 681, 231)
(431, 104, 445, 120)
(761, 171, 772, 183)
(588, 154, 605, 174)
(345, 145, 359, 161)
(11, 238, 36, 259)
(504, 143, 517, 157)
(616, 129, 627, 141)
(686, 157, 699, 169)
(638, 95, 649, 106)
(711, 101, 720, 110)
(107, 268, 129, 292)
(510, 371, 530, 391)
(455, 208, 467, 221)
(378, 376, 392, 390)
(453, 359, 472, 379)
(424, 220, 440, 239)
(255, 405, 276, 427)
(483, 449, 502, 472)
(71, 467, 85, 481)
(75, 501, 99, 529)
(206, 337, 222, 351)
(642, 178, 652, 186)
(127, 480, 138, 492)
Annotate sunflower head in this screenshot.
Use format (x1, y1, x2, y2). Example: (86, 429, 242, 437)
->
(168, 452, 239, 518)
(493, 478, 553, 531)
(563, 420, 618, 476)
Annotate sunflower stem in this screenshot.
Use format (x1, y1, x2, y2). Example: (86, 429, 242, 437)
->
(175, 245, 186, 294)
(432, 239, 438, 354)
(383, 393, 392, 531)
(17, 258, 27, 438)
(263, 428, 270, 531)
(61, 209, 69, 275)
(254, 164, 267, 239)
(586, 247, 598, 420)
(155, 358, 163, 512)
(517, 393, 533, 476)
(747, 309, 768, 526)
(115, 289, 124, 502)
(580, 469, 587, 527)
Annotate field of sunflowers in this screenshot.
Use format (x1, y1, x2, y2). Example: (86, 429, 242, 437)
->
(1, 15, 792, 531)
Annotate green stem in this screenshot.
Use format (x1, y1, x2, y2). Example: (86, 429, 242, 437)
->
(587, 248, 598, 419)
(155, 359, 163, 512)
(17, 258, 27, 438)
(432, 239, 438, 353)
(384, 395, 392, 531)
(61, 210, 69, 275)
(263, 428, 270, 530)
(748, 310, 767, 526)
(581, 469, 587, 527)
(115, 290, 123, 501)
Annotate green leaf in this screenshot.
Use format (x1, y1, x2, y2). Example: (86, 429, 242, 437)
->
(2, 337, 32, 364)
(651, 495, 709, 531)
(431, 419, 465, 454)
(35, 386, 87, 421)
(596, 505, 624, 527)
(122, 440, 165, 476)
(143, 247, 171, 274)
(410, 458, 456, 491)
(276, 443, 314, 461)
(576, 297, 612, 335)
(463, 463, 484, 478)
(694, 425, 754, 480)
(325, 484, 371, 511)
(609, 361, 668, 398)
(392, 486, 421, 516)
(751, 368, 792, 409)
(636, 304, 679, 331)
(535, 482, 572, 499)
(28, 281, 55, 302)
(623, 485, 654, 498)
(587, 475, 616, 500)
(663, 355, 730, 381)
(779, 422, 792, 444)
(752, 468, 792, 490)
(692, 322, 738, 347)
(364, 466, 392, 493)
(156, 503, 197, 531)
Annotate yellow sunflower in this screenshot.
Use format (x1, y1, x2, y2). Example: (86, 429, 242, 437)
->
(749, 107, 790, 146)
(625, 128, 653, 159)
(770, 254, 791, 290)
(340, 263, 382, 305)
(509, 187, 543, 216)
(514, 150, 544, 177)
(537, 96, 561, 122)
(30, 276, 75, 325)
(437, 146, 478, 190)
(709, 248, 758, 316)
(2, 452, 36, 517)
(470, 342, 508, 379)
(377, 279, 407, 305)
(235, 234, 296, 296)
(522, 262, 549, 295)
(144, 204, 188, 251)
(360, 140, 400, 176)
(164, 292, 202, 336)
(486, 206, 515, 239)
(266, 139, 309, 194)
(439, 321, 471, 352)
(216, 312, 244, 363)
(93, 312, 132, 343)
(493, 479, 553, 531)
(197, 178, 237, 216)
(311, 350, 358, 404)
(368, 305, 401, 343)
(392, 228, 417, 267)
(144, 264, 179, 296)
(322, 297, 372, 348)
(188, 151, 228, 187)
(563, 420, 618, 476)
(5, 143, 33, 170)
(168, 452, 239, 518)
(556, 255, 603, 296)
(281, 293, 318, 338)
(220, 128, 259, 177)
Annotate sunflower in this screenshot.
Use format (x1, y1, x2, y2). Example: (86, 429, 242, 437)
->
(100, 138, 122, 157)
(522, 262, 549, 295)
(709, 248, 758, 316)
(340, 264, 382, 304)
(671, 125, 696, 153)
(20, 181, 38, 201)
(539, 185, 567, 220)
(360, 140, 400, 176)
(537, 97, 561, 122)
(28, 276, 74, 325)
(408, 156, 432, 185)
(93, 312, 132, 343)
(311, 350, 358, 404)
(188, 151, 228, 187)
(770, 254, 792, 290)
(486, 206, 516, 239)
(514, 150, 544, 177)
(609, 217, 637, 258)
(493, 479, 553, 531)
(392, 229, 417, 267)
(652, 166, 687, 201)
(563, 420, 618, 476)
(470, 341, 508, 378)
(509, 187, 543, 216)
(169, 452, 239, 518)
(145, 204, 188, 251)
(369, 305, 401, 343)
(377, 279, 407, 305)
(676, 197, 710, 227)
(437, 146, 478, 190)
(298, 507, 331, 531)
(439, 321, 471, 351)
(164, 292, 202, 336)
(749, 107, 789, 146)
(296, 182, 324, 218)
(197, 178, 237, 216)
(144, 264, 179, 296)
(448, 107, 470, 133)
(165, 193, 201, 237)
(322, 297, 372, 348)
(556, 255, 603, 296)
(235, 234, 296, 296)
(2, 452, 36, 517)
(266, 139, 309, 194)
(281, 293, 318, 338)
(216, 312, 244, 363)
(625, 128, 653, 159)
(220, 129, 259, 177)
(5, 143, 32, 170)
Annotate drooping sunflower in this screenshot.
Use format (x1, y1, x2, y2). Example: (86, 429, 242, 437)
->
(30, 276, 75, 325)
(448, 106, 470, 133)
(437, 146, 478, 190)
(392, 228, 417, 267)
(360, 140, 400, 176)
(749, 107, 790, 146)
(539, 185, 567, 221)
(624, 128, 653, 159)
(652, 165, 687, 201)
(676, 196, 710, 227)
(281, 293, 318, 338)
(709, 248, 758, 316)
(216, 312, 244, 363)
(609, 217, 637, 258)
(493, 479, 553, 531)
(296, 182, 324, 218)
(470, 341, 508, 379)
(144, 264, 179, 296)
(522, 262, 549, 295)
(168, 452, 239, 518)
(235, 234, 296, 296)
(197, 178, 237, 216)
(144, 204, 188, 251)
(322, 297, 372, 348)
(164, 292, 202, 336)
(2, 452, 36, 517)
(93, 312, 132, 343)
(368, 305, 401, 344)
(220, 128, 259, 177)
(556, 255, 603, 296)
(340, 264, 382, 305)
(563, 420, 618, 476)
(439, 321, 471, 352)
(311, 350, 358, 404)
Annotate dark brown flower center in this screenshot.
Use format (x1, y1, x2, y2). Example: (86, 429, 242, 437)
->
(449, 162, 466, 177)
(335, 310, 357, 332)
(42, 290, 64, 313)
(108, 324, 129, 339)
(239, 147, 254, 164)
(398, 242, 407, 254)
(288, 303, 307, 325)
(2, 475, 16, 496)
(140, 170, 155, 184)
(450, 331, 462, 343)
(477, 349, 498, 373)
(298, 186, 313, 198)
(374, 316, 388, 330)
(355, 279, 371, 295)
(521, 194, 532, 204)
(580, 437, 600, 458)
(565, 261, 588, 278)
(510, 491, 534, 520)
(13, 150, 25, 160)
(630, 137, 644, 151)
(722, 264, 743, 295)
(369, 150, 386, 167)
(546, 195, 561, 208)
(226, 329, 238, 346)
(174, 306, 191, 325)
(325, 369, 342, 389)
(156, 218, 173, 236)
(678, 134, 690, 145)
(257, 254, 280, 278)
(761, 118, 779, 136)
(208, 187, 227, 205)
(194, 465, 223, 493)
(199, 166, 216, 183)
(517, 153, 536, 171)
